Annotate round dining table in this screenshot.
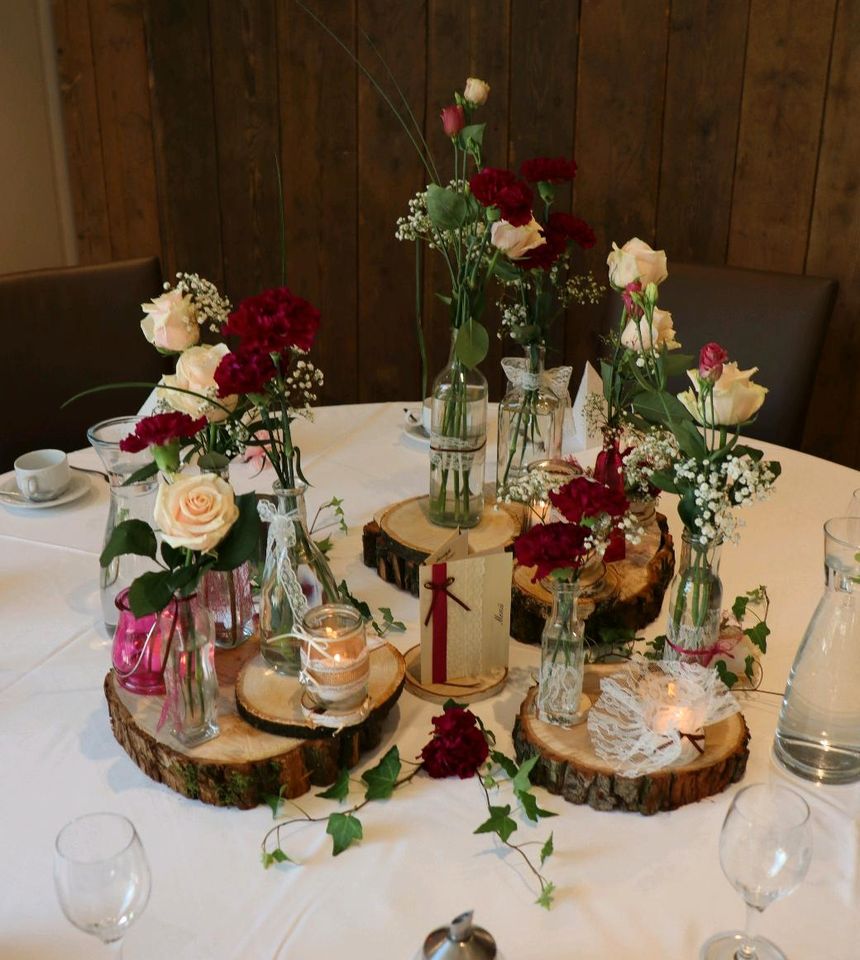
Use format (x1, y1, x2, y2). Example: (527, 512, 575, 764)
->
(2, 401, 858, 960)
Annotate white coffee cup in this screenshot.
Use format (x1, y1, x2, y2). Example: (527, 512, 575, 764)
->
(14, 449, 71, 502)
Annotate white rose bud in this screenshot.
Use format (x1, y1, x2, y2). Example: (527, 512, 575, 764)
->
(159, 343, 237, 423)
(463, 77, 490, 106)
(154, 473, 239, 554)
(490, 217, 545, 259)
(678, 362, 767, 426)
(620, 308, 679, 352)
(607, 237, 668, 289)
(141, 290, 200, 352)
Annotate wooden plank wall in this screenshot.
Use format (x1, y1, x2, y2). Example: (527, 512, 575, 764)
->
(53, 0, 860, 467)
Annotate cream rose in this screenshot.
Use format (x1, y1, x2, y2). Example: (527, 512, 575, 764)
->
(607, 238, 668, 288)
(620, 308, 679, 352)
(678, 362, 768, 426)
(159, 343, 237, 423)
(154, 473, 239, 554)
(491, 217, 545, 259)
(141, 290, 200, 352)
(463, 77, 490, 106)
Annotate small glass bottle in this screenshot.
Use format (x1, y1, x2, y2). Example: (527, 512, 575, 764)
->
(429, 331, 488, 528)
(537, 578, 585, 726)
(259, 483, 340, 675)
(161, 593, 219, 747)
(111, 588, 165, 695)
(664, 530, 723, 663)
(775, 517, 860, 784)
(497, 345, 563, 495)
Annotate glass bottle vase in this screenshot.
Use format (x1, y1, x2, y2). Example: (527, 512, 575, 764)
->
(258, 483, 340, 675)
(664, 529, 723, 663)
(429, 332, 488, 528)
(775, 517, 860, 784)
(496, 344, 563, 495)
(87, 416, 159, 632)
(537, 578, 586, 726)
(160, 594, 219, 747)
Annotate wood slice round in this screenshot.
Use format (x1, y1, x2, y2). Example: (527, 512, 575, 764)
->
(512, 665, 750, 815)
(362, 493, 521, 596)
(104, 638, 405, 809)
(510, 513, 675, 650)
(402, 644, 508, 704)
(235, 643, 405, 738)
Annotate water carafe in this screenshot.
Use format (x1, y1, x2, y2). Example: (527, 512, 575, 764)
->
(88, 416, 159, 631)
(775, 517, 860, 783)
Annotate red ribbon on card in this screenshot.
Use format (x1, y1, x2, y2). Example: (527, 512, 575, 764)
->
(423, 563, 471, 684)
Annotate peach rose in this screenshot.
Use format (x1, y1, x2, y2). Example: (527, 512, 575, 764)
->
(620, 308, 679, 352)
(679, 362, 768, 426)
(159, 344, 237, 423)
(141, 290, 199, 353)
(463, 77, 490, 106)
(491, 217, 546, 259)
(154, 473, 239, 554)
(607, 238, 668, 288)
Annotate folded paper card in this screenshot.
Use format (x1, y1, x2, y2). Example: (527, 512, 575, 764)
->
(570, 361, 604, 451)
(419, 531, 512, 685)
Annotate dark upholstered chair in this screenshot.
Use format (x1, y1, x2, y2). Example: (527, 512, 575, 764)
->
(604, 262, 837, 448)
(0, 257, 168, 470)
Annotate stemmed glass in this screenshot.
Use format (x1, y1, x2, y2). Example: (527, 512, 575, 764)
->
(54, 813, 151, 957)
(846, 488, 860, 516)
(700, 783, 812, 959)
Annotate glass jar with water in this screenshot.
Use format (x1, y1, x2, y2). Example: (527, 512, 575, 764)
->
(775, 516, 860, 784)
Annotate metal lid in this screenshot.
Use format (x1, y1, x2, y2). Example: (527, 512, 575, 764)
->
(423, 911, 497, 960)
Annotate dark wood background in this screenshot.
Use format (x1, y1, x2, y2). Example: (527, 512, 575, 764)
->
(53, 0, 860, 467)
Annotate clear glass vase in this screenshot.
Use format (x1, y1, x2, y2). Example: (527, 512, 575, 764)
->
(664, 529, 723, 663)
(197, 460, 255, 649)
(429, 332, 488, 528)
(775, 517, 860, 784)
(538, 578, 586, 726)
(161, 593, 219, 747)
(258, 483, 340, 675)
(88, 416, 159, 632)
(497, 345, 563, 495)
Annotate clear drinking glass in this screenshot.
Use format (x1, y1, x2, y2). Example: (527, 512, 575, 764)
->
(54, 812, 151, 957)
(700, 783, 812, 960)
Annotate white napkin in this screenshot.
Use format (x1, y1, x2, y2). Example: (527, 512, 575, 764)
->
(569, 361, 604, 452)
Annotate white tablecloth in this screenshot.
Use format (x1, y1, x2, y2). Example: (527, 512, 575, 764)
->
(2, 402, 859, 959)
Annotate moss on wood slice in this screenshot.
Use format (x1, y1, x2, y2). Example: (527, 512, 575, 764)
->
(362, 494, 521, 596)
(510, 514, 675, 649)
(104, 639, 404, 809)
(512, 666, 750, 815)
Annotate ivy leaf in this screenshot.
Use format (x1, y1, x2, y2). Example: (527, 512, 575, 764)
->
(212, 493, 261, 571)
(744, 620, 770, 653)
(511, 755, 540, 795)
(317, 767, 350, 803)
(536, 881, 556, 910)
(443, 698, 468, 711)
(744, 654, 756, 681)
(361, 746, 401, 801)
(490, 751, 517, 779)
(263, 847, 292, 869)
(482, 774, 497, 789)
(338, 580, 373, 621)
(455, 320, 489, 369)
(732, 594, 749, 621)
(474, 804, 517, 844)
(264, 792, 284, 818)
(540, 833, 554, 866)
(326, 812, 363, 856)
(378, 607, 406, 633)
(715, 660, 738, 689)
(517, 789, 557, 823)
(426, 184, 467, 231)
(99, 519, 157, 568)
(315, 535, 334, 557)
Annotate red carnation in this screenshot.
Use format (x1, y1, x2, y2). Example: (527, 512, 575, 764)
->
(699, 342, 729, 382)
(517, 212, 595, 271)
(440, 104, 465, 138)
(214, 347, 276, 397)
(546, 211, 595, 250)
(514, 521, 590, 581)
(549, 476, 629, 525)
(420, 706, 489, 779)
(119, 412, 205, 453)
(520, 156, 578, 184)
(223, 287, 320, 354)
(469, 167, 534, 226)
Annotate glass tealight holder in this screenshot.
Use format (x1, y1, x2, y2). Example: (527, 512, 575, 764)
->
(112, 587, 166, 695)
(525, 458, 581, 531)
(300, 604, 370, 712)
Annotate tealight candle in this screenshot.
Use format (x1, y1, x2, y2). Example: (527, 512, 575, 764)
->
(300, 604, 369, 712)
(649, 680, 708, 764)
(525, 458, 580, 530)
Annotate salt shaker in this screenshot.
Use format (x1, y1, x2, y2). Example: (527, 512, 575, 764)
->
(423, 911, 496, 959)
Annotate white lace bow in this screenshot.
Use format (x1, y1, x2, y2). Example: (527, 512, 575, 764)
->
(501, 357, 573, 397)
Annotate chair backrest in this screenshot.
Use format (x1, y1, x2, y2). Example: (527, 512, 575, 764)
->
(603, 262, 837, 448)
(0, 257, 166, 469)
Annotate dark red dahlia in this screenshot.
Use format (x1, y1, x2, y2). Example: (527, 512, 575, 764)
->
(214, 347, 276, 397)
(520, 156, 578, 184)
(222, 287, 320, 354)
(421, 706, 490, 779)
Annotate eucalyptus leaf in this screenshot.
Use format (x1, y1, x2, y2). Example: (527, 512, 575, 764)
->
(455, 321, 489, 369)
(99, 520, 157, 568)
(426, 184, 467, 231)
(326, 812, 363, 856)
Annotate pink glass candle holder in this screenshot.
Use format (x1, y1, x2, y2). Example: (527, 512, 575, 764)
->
(111, 588, 166, 695)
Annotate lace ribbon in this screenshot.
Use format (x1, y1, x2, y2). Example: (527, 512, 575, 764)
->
(501, 357, 573, 397)
(257, 499, 308, 624)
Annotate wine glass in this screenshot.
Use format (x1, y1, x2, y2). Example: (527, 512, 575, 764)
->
(700, 783, 812, 960)
(54, 813, 151, 957)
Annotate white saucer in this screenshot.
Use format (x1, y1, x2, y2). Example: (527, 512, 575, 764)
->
(403, 421, 431, 447)
(0, 472, 92, 510)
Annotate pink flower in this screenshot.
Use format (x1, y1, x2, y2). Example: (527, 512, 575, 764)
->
(240, 431, 274, 474)
(621, 281, 644, 318)
(699, 342, 729, 382)
(440, 104, 465, 137)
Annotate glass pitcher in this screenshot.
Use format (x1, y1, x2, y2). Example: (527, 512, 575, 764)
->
(88, 416, 159, 632)
(775, 517, 860, 784)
